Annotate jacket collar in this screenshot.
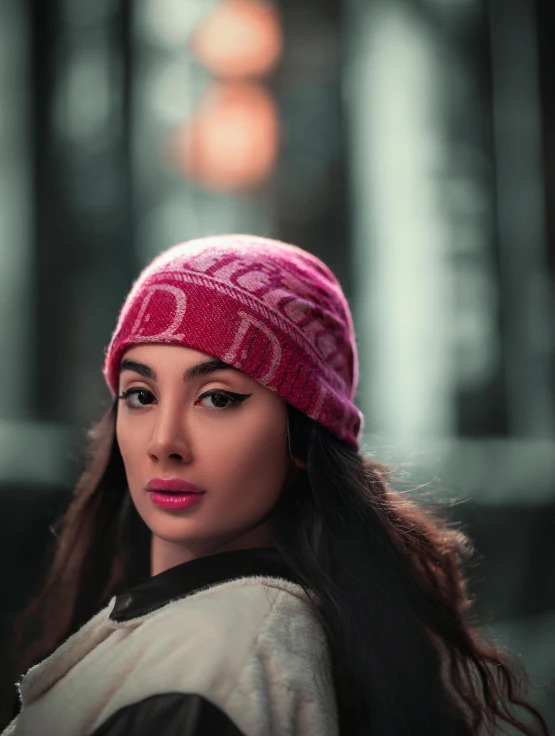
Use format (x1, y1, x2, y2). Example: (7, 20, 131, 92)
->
(110, 546, 302, 622)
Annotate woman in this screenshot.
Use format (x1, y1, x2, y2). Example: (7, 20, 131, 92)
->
(1, 234, 550, 735)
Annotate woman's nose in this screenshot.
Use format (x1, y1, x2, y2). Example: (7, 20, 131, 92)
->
(146, 407, 193, 464)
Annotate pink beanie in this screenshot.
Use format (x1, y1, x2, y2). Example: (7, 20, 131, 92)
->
(103, 234, 363, 451)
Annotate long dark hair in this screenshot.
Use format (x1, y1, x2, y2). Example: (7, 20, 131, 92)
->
(2, 402, 550, 735)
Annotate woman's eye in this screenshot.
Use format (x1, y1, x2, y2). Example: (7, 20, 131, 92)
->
(118, 388, 155, 408)
(197, 390, 251, 410)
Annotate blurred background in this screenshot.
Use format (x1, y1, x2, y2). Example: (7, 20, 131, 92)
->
(1, 0, 554, 727)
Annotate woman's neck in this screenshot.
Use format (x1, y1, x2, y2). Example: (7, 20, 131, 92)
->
(150, 524, 277, 576)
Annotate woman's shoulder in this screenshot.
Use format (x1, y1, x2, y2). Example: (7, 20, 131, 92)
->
(107, 575, 336, 736)
(130, 573, 322, 654)
(9, 574, 336, 736)
(111, 573, 331, 699)
(79, 574, 336, 736)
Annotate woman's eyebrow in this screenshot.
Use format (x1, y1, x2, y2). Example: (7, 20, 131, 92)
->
(119, 359, 156, 380)
(183, 358, 233, 381)
(119, 357, 232, 382)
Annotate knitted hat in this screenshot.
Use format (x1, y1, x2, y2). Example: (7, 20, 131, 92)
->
(103, 234, 363, 450)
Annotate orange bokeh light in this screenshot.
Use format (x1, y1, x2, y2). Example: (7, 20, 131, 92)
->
(190, 0, 282, 79)
(171, 81, 279, 191)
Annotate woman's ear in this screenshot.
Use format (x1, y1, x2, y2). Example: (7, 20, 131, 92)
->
(292, 456, 308, 470)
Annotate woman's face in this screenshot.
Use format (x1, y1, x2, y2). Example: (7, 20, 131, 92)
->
(116, 344, 291, 567)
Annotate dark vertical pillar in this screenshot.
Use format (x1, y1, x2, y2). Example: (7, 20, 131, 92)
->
(535, 0, 555, 403)
(29, 0, 63, 422)
(488, 0, 554, 437)
(273, 0, 352, 299)
(29, 0, 136, 427)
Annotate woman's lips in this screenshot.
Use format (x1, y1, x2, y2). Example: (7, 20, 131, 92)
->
(148, 491, 205, 510)
(146, 478, 206, 511)
(146, 477, 204, 494)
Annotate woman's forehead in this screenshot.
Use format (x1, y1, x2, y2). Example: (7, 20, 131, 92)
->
(121, 343, 213, 363)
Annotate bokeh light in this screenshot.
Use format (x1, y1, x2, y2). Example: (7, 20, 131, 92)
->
(170, 80, 279, 191)
(189, 0, 282, 79)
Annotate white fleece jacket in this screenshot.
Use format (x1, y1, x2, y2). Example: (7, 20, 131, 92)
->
(3, 575, 338, 736)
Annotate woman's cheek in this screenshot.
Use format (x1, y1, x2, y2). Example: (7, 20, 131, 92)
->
(117, 418, 148, 485)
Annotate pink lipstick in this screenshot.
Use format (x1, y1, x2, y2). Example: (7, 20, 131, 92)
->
(146, 477, 206, 510)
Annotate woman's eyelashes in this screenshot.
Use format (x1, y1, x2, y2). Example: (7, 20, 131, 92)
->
(117, 387, 252, 411)
(197, 389, 253, 410)
(118, 387, 155, 409)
